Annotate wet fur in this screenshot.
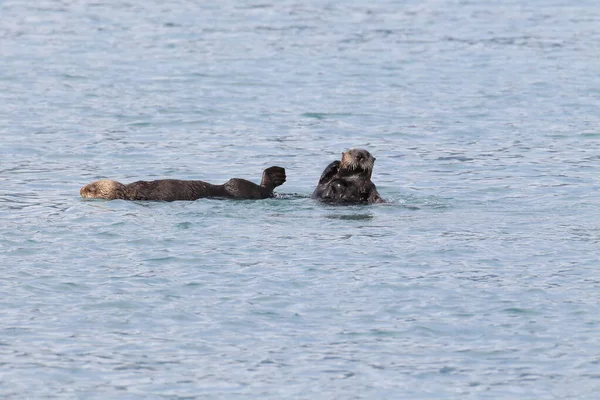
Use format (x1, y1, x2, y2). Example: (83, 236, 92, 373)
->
(81, 166, 286, 201)
(312, 149, 383, 204)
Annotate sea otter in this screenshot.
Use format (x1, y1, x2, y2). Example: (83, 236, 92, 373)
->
(312, 149, 383, 204)
(80, 166, 286, 201)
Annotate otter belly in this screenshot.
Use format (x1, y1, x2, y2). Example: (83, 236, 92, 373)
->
(313, 178, 383, 204)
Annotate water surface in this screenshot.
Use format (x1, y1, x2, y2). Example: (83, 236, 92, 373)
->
(2, 0, 600, 398)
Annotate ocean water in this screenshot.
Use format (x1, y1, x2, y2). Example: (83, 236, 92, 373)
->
(2, 0, 600, 398)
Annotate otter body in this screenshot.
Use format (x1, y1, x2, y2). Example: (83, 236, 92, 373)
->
(81, 166, 286, 201)
(312, 149, 383, 204)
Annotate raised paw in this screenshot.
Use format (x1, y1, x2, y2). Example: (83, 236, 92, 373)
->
(261, 166, 287, 189)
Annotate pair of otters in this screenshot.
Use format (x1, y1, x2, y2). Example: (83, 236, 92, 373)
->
(80, 148, 383, 204)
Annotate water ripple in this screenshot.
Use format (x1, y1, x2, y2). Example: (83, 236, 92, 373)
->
(2, 0, 600, 398)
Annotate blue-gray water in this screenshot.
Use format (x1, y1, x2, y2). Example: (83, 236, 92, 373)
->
(2, 0, 600, 398)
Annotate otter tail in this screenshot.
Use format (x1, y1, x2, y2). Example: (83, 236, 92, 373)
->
(260, 166, 286, 189)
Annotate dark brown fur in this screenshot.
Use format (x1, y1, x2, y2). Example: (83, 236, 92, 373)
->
(81, 166, 286, 201)
(312, 149, 383, 204)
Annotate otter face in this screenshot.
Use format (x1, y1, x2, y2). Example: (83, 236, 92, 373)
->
(80, 180, 125, 199)
(339, 148, 376, 179)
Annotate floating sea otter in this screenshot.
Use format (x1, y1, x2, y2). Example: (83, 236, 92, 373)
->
(80, 166, 286, 201)
(312, 148, 384, 204)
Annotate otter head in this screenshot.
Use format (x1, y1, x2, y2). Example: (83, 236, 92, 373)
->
(338, 148, 376, 179)
(80, 180, 126, 199)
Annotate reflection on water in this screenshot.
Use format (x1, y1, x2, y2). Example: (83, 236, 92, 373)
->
(325, 213, 374, 221)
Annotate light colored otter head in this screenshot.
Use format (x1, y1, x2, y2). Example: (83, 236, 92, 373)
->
(339, 148, 376, 179)
(80, 180, 126, 199)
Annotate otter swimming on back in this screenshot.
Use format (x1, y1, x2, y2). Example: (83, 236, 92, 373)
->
(312, 149, 383, 204)
(81, 166, 286, 201)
